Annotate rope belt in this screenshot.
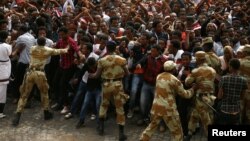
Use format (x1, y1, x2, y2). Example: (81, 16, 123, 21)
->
(0, 78, 9, 82)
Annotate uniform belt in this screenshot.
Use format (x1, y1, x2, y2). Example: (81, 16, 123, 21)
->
(29, 68, 44, 72)
(102, 78, 122, 82)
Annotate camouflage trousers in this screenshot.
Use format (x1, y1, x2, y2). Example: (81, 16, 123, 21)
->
(99, 80, 129, 125)
(140, 114, 183, 141)
(241, 91, 250, 124)
(16, 70, 49, 113)
(188, 99, 213, 136)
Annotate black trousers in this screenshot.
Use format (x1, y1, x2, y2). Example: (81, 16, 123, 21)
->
(52, 66, 76, 107)
(217, 110, 240, 125)
(12, 62, 29, 99)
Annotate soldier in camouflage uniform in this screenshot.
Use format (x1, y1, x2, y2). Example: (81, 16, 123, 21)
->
(140, 61, 196, 141)
(240, 44, 250, 124)
(201, 37, 221, 123)
(89, 41, 129, 141)
(185, 51, 216, 140)
(12, 37, 69, 126)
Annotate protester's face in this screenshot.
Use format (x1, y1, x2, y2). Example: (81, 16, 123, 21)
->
(168, 44, 174, 54)
(158, 40, 166, 50)
(233, 4, 241, 12)
(100, 22, 108, 32)
(240, 38, 249, 45)
(150, 48, 160, 58)
(198, 15, 206, 24)
(111, 19, 119, 28)
(228, 28, 234, 37)
(181, 55, 191, 67)
(206, 24, 216, 32)
(81, 44, 89, 55)
(139, 35, 147, 45)
(0, 23, 7, 31)
(89, 23, 98, 35)
(58, 31, 68, 40)
(221, 39, 230, 47)
(172, 3, 180, 13)
(188, 6, 196, 15)
(155, 22, 163, 33)
(38, 30, 46, 38)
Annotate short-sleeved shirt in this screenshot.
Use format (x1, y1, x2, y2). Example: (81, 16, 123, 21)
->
(97, 54, 126, 79)
(219, 74, 247, 113)
(15, 32, 35, 64)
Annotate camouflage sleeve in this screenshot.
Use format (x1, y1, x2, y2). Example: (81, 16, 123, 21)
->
(46, 47, 67, 56)
(176, 79, 194, 99)
(185, 70, 195, 87)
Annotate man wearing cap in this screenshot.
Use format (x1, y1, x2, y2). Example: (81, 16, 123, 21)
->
(240, 44, 250, 124)
(185, 51, 216, 140)
(140, 61, 196, 141)
(89, 41, 129, 141)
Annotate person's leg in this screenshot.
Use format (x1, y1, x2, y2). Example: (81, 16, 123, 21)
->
(140, 115, 161, 141)
(185, 108, 199, 140)
(198, 106, 212, 137)
(0, 84, 7, 117)
(35, 72, 53, 120)
(128, 74, 142, 118)
(51, 67, 62, 109)
(59, 67, 75, 114)
(77, 91, 92, 126)
(13, 72, 34, 126)
(95, 88, 101, 124)
(70, 81, 87, 115)
(98, 83, 112, 135)
(12, 63, 28, 102)
(164, 115, 183, 141)
(139, 82, 150, 118)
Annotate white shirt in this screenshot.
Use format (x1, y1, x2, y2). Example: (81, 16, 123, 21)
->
(81, 52, 99, 83)
(15, 32, 35, 64)
(0, 43, 12, 84)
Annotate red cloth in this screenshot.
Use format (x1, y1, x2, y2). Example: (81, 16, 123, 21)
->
(55, 37, 79, 69)
(143, 56, 167, 85)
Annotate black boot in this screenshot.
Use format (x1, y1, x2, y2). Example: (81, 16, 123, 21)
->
(119, 125, 127, 141)
(98, 118, 104, 136)
(44, 110, 53, 120)
(12, 112, 21, 127)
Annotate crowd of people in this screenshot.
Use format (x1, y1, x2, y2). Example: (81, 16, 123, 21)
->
(0, 0, 250, 141)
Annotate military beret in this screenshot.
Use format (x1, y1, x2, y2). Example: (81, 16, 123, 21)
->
(243, 44, 250, 53)
(195, 51, 206, 60)
(164, 60, 177, 71)
(201, 37, 213, 47)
